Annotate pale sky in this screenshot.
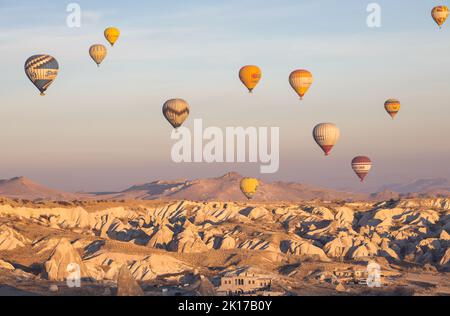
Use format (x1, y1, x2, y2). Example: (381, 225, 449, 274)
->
(0, 0, 449, 192)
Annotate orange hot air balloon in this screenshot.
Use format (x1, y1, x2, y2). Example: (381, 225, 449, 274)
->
(89, 44, 107, 67)
(351, 156, 372, 182)
(384, 99, 400, 119)
(239, 65, 262, 93)
(432, 6, 449, 29)
(289, 69, 313, 100)
(313, 123, 340, 156)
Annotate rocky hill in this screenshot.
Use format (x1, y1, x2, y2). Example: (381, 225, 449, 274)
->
(0, 177, 77, 201)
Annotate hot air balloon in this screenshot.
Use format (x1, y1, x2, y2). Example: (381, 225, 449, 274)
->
(384, 99, 400, 119)
(289, 69, 313, 100)
(239, 65, 262, 93)
(240, 177, 259, 200)
(104, 27, 120, 46)
(89, 44, 107, 67)
(24, 54, 59, 96)
(162, 99, 190, 129)
(432, 6, 449, 29)
(351, 156, 372, 182)
(313, 123, 340, 156)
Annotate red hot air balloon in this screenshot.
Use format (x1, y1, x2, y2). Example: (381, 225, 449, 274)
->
(351, 156, 372, 182)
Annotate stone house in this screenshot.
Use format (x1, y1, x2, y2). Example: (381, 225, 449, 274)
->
(217, 271, 272, 295)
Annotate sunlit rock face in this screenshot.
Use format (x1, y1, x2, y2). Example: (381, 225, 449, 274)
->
(0, 197, 449, 296)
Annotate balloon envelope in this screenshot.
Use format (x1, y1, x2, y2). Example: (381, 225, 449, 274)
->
(432, 6, 449, 28)
(24, 54, 59, 96)
(289, 69, 313, 100)
(313, 123, 340, 156)
(384, 99, 400, 119)
(162, 99, 190, 128)
(239, 65, 262, 93)
(89, 44, 107, 66)
(104, 27, 120, 46)
(351, 156, 372, 182)
(240, 178, 259, 200)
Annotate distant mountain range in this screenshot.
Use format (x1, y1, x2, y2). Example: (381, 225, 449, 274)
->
(0, 173, 449, 202)
(377, 178, 450, 195)
(91, 172, 366, 202)
(0, 176, 77, 201)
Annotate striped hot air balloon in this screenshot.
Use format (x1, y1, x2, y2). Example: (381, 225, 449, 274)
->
(240, 177, 259, 200)
(289, 69, 313, 100)
(313, 123, 340, 156)
(24, 54, 59, 96)
(89, 44, 107, 67)
(384, 99, 401, 119)
(432, 6, 449, 29)
(162, 99, 190, 129)
(351, 156, 372, 182)
(239, 65, 262, 93)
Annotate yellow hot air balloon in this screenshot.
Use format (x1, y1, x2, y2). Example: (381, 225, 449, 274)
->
(432, 6, 449, 29)
(384, 99, 400, 119)
(104, 27, 120, 46)
(239, 65, 262, 93)
(162, 99, 190, 129)
(240, 177, 259, 200)
(289, 69, 313, 100)
(89, 44, 107, 67)
(313, 123, 340, 156)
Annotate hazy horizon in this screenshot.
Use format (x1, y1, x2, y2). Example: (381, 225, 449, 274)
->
(1, 0, 450, 192)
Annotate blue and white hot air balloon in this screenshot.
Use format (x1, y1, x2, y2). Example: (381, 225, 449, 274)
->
(24, 54, 59, 96)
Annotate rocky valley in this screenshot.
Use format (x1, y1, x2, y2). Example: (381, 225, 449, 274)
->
(0, 196, 449, 296)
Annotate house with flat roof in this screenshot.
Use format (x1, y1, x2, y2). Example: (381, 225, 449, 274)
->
(217, 271, 272, 295)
